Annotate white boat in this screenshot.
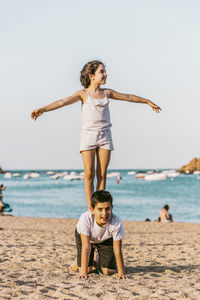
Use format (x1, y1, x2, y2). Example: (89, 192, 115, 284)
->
(23, 173, 30, 180)
(46, 171, 55, 175)
(107, 172, 121, 178)
(70, 171, 76, 176)
(147, 170, 154, 174)
(23, 172, 40, 179)
(135, 173, 146, 179)
(50, 172, 64, 180)
(145, 173, 166, 181)
(161, 170, 180, 177)
(63, 174, 83, 181)
(127, 171, 136, 175)
(13, 173, 20, 177)
(193, 170, 200, 175)
(29, 172, 40, 178)
(167, 172, 180, 178)
(4, 172, 12, 179)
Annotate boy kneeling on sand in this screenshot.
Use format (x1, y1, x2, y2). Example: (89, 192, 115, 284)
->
(75, 190, 125, 279)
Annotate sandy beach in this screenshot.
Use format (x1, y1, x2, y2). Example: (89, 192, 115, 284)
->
(0, 216, 199, 300)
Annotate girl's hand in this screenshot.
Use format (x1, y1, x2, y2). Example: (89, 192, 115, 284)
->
(31, 109, 44, 121)
(148, 102, 161, 113)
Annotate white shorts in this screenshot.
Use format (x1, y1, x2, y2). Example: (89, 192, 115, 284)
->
(80, 128, 114, 152)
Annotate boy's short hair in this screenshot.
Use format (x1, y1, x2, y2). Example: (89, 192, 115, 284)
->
(91, 190, 113, 209)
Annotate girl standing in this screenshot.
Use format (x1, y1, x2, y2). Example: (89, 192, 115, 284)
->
(31, 60, 161, 208)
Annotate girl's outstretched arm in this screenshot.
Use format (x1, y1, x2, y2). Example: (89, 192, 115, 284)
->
(31, 90, 83, 120)
(106, 89, 161, 113)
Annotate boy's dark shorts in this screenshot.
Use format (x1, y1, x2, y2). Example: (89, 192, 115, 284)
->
(75, 229, 116, 269)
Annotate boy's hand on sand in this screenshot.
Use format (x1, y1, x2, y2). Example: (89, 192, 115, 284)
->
(79, 273, 89, 279)
(114, 272, 126, 280)
(115, 274, 126, 280)
(31, 109, 44, 121)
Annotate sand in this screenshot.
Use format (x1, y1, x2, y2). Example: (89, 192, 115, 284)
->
(0, 216, 199, 300)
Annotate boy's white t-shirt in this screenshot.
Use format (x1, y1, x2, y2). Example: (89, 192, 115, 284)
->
(76, 211, 125, 243)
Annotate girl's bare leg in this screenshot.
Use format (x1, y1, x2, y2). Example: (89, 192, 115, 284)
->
(81, 149, 96, 209)
(96, 148, 111, 190)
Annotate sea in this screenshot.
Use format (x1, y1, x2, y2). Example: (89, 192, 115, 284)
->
(0, 169, 199, 223)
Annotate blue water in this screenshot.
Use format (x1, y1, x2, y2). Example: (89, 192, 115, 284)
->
(1, 170, 200, 223)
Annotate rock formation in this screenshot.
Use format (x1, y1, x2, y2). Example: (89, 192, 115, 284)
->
(0, 167, 5, 174)
(178, 157, 200, 174)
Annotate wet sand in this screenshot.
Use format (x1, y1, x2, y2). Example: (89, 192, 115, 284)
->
(0, 216, 199, 299)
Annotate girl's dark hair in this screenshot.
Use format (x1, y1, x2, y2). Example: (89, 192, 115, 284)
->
(91, 190, 113, 209)
(164, 204, 169, 210)
(80, 60, 104, 88)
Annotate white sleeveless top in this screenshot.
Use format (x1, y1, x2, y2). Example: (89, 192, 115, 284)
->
(81, 90, 112, 132)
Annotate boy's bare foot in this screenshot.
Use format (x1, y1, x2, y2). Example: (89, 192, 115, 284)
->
(68, 259, 97, 273)
(68, 260, 79, 272)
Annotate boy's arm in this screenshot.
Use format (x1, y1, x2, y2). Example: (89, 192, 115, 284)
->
(80, 233, 91, 278)
(106, 89, 161, 113)
(113, 239, 125, 279)
(31, 90, 83, 120)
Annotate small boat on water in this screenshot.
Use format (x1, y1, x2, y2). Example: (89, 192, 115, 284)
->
(185, 170, 190, 174)
(161, 170, 180, 177)
(193, 170, 200, 175)
(107, 172, 121, 178)
(63, 174, 84, 181)
(147, 170, 154, 174)
(46, 171, 55, 175)
(127, 171, 136, 175)
(70, 171, 76, 176)
(50, 172, 66, 180)
(13, 173, 20, 177)
(23, 173, 29, 180)
(135, 173, 146, 179)
(23, 172, 40, 180)
(29, 172, 40, 178)
(145, 173, 166, 181)
(166, 172, 180, 178)
(4, 172, 12, 179)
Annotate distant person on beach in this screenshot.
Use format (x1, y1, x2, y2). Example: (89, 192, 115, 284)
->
(0, 184, 12, 215)
(0, 184, 6, 214)
(75, 190, 125, 279)
(158, 204, 174, 222)
(31, 60, 161, 209)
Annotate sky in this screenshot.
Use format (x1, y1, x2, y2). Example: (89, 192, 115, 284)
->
(1, 0, 200, 170)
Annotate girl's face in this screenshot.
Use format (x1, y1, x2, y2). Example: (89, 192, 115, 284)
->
(90, 64, 107, 85)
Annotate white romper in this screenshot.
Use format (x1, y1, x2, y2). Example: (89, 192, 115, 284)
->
(80, 90, 114, 152)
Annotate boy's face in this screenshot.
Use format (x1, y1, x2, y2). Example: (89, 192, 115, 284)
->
(92, 201, 113, 227)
